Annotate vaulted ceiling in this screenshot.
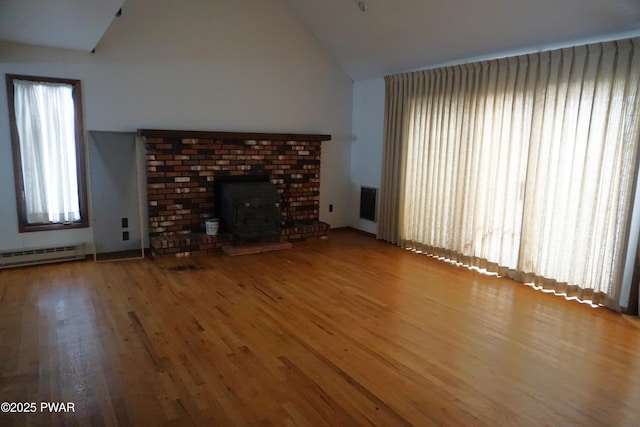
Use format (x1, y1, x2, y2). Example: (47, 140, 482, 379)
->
(0, 0, 124, 52)
(287, 0, 640, 79)
(1, 0, 639, 80)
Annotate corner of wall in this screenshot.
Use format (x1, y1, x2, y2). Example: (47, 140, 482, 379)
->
(349, 78, 386, 235)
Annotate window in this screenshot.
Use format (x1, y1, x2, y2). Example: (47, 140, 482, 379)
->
(6, 74, 88, 232)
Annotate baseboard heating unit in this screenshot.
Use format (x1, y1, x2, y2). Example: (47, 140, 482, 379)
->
(0, 243, 86, 269)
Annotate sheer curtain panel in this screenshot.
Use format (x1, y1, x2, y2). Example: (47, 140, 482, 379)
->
(13, 79, 81, 224)
(379, 38, 640, 309)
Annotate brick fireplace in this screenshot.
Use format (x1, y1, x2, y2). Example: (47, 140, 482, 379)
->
(139, 129, 331, 256)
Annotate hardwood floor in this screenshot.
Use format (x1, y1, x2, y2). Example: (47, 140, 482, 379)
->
(1, 229, 639, 426)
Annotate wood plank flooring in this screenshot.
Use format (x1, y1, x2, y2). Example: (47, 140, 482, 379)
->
(1, 229, 640, 426)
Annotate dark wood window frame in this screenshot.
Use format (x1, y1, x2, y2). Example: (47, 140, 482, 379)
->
(6, 74, 89, 232)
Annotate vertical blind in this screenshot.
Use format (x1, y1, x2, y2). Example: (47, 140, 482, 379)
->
(379, 39, 640, 308)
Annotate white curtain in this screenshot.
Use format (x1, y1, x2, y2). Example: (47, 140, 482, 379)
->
(13, 79, 81, 224)
(379, 39, 640, 308)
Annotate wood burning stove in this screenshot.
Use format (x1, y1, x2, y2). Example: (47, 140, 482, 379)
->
(219, 182, 280, 240)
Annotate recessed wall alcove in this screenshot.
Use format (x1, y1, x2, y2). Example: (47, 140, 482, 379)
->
(138, 129, 331, 256)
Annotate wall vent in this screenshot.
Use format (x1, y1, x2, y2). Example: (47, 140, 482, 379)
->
(0, 243, 86, 269)
(360, 187, 378, 222)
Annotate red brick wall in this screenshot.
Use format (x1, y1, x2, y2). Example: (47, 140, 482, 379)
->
(142, 131, 329, 244)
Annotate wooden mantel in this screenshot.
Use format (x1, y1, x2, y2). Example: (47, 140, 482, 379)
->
(138, 129, 331, 142)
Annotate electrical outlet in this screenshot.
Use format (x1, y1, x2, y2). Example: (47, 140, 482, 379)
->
(122, 217, 128, 228)
(122, 231, 129, 241)
(329, 204, 333, 212)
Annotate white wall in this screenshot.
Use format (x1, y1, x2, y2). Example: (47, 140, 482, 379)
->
(0, 0, 353, 251)
(349, 78, 385, 234)
(88, 132, 143, 255)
